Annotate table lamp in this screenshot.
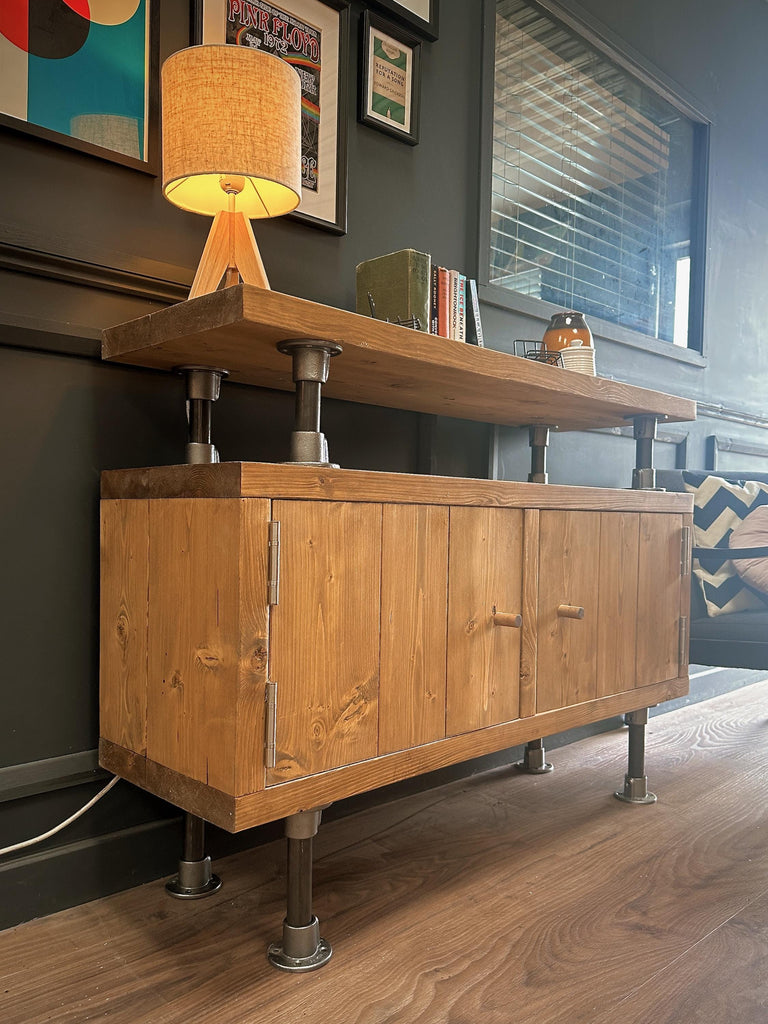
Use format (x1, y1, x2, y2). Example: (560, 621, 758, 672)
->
(161, 45, 302, 299)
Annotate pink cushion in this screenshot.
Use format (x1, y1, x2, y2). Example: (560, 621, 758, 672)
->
(729, 506, 768, 594)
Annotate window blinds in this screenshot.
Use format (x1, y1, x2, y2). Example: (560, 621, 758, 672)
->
(491, 0, 693, 342)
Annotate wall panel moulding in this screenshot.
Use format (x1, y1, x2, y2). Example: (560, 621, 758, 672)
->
(0, 243, 189, 305)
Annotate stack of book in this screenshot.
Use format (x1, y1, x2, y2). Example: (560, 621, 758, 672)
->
(355, 249, 484, 346)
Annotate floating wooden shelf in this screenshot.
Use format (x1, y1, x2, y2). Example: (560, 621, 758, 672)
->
(102, 285, 697, 432)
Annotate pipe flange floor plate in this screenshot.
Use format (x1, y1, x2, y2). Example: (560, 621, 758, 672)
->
(165, 874, 223, 900)
(614, 790, 657, 805)
(267, 938, 332, 972)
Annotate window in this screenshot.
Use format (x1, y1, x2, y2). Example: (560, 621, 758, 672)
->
(488, 0, 707, 349)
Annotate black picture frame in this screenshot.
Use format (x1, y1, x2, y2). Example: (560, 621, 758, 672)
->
(369, 0, 438, 41)
(0, 1, 159, 175)
(359, 11, 421, 146)
(194, 0, 350, 235)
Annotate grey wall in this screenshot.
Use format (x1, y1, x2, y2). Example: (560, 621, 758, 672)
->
(488, 0, 768, 486)
(1, 0, 767, 927)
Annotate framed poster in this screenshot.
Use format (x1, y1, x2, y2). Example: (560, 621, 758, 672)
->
(359, 11, 420, 146)
(196, 0, 349, 234)
(0, 1, 158, 173)
(370, 0, 438, 41)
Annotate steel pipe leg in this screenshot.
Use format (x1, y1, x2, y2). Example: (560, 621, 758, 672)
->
(632, 415, 658, 491)
(277, 339, 342, 467)
(514, 737, 554, 774)
(177, 365, 229, 465)
(166, 369, 228, 899)
(166, 813, 223, 898)
(614, 708, 657, 804)
(528, 425, 551, 484)
(268, 808, 332, 972)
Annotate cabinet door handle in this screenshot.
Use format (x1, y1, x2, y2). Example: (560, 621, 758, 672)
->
(492, 610, 522, 628)
(557, 604, 584, 619)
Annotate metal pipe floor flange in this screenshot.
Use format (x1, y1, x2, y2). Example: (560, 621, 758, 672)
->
(267, 916, 333, 972)
(514, 739, 554, 774)
(165, 856, 223, 899)
(614, 775, 657, 805)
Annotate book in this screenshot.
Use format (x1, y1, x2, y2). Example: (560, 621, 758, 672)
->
(430, 265, 439, 334)
(466, 278, 485, 347)
(355, 249, 431, 332)
(436, 266, 450, 337)
(457, 274, 467, 342)
(449, 269, 459, 340)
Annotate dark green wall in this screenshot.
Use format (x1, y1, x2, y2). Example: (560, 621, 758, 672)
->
(1, 0, 767, 927)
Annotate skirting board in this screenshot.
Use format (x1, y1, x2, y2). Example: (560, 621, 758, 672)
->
(0, 749, 107, 805)
(0, 819, 182, 932)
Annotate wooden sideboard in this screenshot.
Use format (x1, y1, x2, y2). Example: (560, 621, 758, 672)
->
(100, 462, 692, 832)
(99, 284, 696, 967)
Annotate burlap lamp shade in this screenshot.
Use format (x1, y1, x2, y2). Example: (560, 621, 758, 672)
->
(162, 45, 301, 218)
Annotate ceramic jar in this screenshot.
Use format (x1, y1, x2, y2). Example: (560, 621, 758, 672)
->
(541, 311, 593, 352)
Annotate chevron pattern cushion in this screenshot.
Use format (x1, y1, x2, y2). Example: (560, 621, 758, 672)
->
(683, 472, 768, 616)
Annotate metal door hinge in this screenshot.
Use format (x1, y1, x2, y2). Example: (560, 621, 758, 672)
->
(681, 525, 691, 577)
(268, 520, 280, 605)
(678, 616, 688, 670)
(265, 680, 278, 769)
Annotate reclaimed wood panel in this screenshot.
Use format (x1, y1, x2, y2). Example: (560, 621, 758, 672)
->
(379, 504, 449, 755)
(596, 513, 640, 697)
(99, 499, 149, 754)
(519, 508, 540, 718)
(536, 511, 601, 712)
(637, 513, 685, 686)
(101, 285, 696, 431)
(234, 499, 271, 796)
(268, 501, 382, 783)
(146, 499, 243, 791)
(446, 507, 524, 735)
(102, 462, 693, 515)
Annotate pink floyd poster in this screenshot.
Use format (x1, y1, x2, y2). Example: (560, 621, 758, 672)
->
(225, 1, 321, 194)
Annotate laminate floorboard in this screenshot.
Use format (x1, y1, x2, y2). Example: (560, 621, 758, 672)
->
(2, 680, 767, 1023)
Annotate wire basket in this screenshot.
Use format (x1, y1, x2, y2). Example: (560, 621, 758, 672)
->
(513, 340, 563, 366)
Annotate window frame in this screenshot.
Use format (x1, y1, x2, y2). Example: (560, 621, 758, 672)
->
(477, 0, 711, 361)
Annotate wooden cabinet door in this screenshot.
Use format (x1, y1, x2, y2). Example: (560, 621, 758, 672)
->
(446, 507, 524, 735)
(536, 511, 601, 713)
(380, 504, 449, 755)
(538, 510, 685, 713)
(596, 513, 640, 698)
(268, 501, 382, 783)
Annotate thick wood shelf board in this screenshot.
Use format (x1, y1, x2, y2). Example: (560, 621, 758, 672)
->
(101, 461, 693, 513)
(101, 285, 697, 431)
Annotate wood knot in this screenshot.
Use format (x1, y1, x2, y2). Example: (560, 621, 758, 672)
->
(115, 613, 129, 649)
(195, 648, 221, 670)
(465, 618, 477, 634)
(171, 671, 183, 691)
(251, 642, 268, 673)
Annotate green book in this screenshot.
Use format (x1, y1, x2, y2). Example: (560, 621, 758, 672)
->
(355, 249, 432, 332)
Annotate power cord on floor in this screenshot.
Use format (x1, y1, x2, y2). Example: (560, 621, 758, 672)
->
(0, 775, 120, 857)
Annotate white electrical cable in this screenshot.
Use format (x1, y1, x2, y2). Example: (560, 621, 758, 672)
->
(0, 775, 120, 857)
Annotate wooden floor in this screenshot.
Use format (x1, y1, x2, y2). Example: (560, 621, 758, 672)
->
(2, 681, 768, 1024)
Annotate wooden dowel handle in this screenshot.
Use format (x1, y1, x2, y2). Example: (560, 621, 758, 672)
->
(557, 604, 584, 619)
(492, 611, 523, 628)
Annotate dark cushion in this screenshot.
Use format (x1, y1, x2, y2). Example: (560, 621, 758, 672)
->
(691, 608, 768, 642)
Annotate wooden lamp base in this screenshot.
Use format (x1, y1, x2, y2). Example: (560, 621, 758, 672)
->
(189, 209, 270, 299)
